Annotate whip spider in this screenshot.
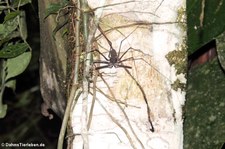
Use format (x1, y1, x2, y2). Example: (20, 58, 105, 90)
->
(92, 24, 155, 132)
(93, 25, 136, 70)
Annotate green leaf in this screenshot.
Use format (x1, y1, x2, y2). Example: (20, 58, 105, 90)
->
(0, 43, 29, 58)
(0, 104, 7, 118)
(185, 59, 225, 149)
(12, 0, 31, 8)
(0, 6, 8, 11)
(45, 3, 63, 18)
(187, 0, 225, 54)
(0, 17, 18, 39)
(52, 19, 68, 39)
(0, 24, 4, 35)
(5, 51, 31, 80)
(19, 11, 27, 40)
(45, 1, 69, 18)
(5, 79, 16, 92)
(216, 31, 225, 71)
(4, 11, 20, 22)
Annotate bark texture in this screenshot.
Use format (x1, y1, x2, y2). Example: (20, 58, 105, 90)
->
(39, 0, 68, 118)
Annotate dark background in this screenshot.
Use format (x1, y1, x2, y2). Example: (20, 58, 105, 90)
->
(0, 1, 61, 148)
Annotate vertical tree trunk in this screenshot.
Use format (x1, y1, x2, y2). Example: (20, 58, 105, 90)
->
(70, 0, 186, 149)
(38, 0, 68, 119)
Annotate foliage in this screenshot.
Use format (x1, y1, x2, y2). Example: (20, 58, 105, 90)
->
(187, 0, 225, 54)
(0, 1, 61, 148)
(0, 43, 28, 58)
(216, 30, 225, 71)
(0, 0, 32, 118)
(185, 58, 225, 149)
(45, 0, 69, 18)
(45, 0, 69, 39)
(187, 0, 225, 70)
(186, 0, 225, 148)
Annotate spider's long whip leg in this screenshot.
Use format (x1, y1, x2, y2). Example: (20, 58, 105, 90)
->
(93, 61, 109, 64)
(117, 26, 139, 59)
(93, 49, 109, 61)
(97, 25, 114, 50)
(119, 47, 134, 60)
(116, 65, 132, 69)
(95, 64, 112, 70)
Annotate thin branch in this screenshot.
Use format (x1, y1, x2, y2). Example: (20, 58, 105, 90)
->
(74, 0, 81, 84)
(57, 0, 82, 148)
(57, 87, 82, 149)
(95, 87, 140, 109)
(81, 0, 90, 147)
(99, 75, 145, 149)
(95, 21, 185, 40)
(87, 70, 97, 129)
(90, 1, 137, 12)
(95, 95, 137, 149)
(81, 0, 106, 148)
(67, 131, 123, 143)
(154, 0, 165, 13)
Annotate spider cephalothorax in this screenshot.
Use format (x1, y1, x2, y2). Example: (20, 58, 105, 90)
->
(93, 25, 133, 70)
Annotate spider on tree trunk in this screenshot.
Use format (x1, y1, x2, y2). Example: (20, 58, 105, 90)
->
(93, 25, 135, 70)
(92, 24, 155, 132)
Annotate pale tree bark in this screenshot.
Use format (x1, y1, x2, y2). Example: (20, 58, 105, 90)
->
(70, 0, 186, 149)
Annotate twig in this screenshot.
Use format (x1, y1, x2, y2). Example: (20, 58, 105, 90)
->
(73, 0, 81, 86)
(67, 131, 122, 142)
(57, 87, 82, 149)
(80, 0, 106, 148)
(95, 21, 185, 40)
(87, 69, 98, 129)
(99, 75, 145, 149)
(57, 0, 82, 148)
(81, 0, 91, 147)
(95, 95, 137, 149)
(95, 87, 141, 108)
(154, 0, 165, 13)
(0, 60, 6, 118)
(90, 1, 137, 12)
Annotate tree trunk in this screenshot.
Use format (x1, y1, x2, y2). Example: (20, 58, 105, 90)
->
(70, 0, 186, 149)
(39, 0, 68, 119)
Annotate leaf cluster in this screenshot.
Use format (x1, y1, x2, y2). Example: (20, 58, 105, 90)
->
(187, 0, 225, 71)
(45, 0, 70, 39)
(186, 1, 225, 148)
(0, 0, 32, 118)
